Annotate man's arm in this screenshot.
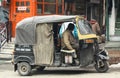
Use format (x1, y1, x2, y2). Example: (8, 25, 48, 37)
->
(96, 23, 101, 35)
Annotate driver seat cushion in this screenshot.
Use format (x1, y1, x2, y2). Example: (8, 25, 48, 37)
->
(61, 49, 75, 53)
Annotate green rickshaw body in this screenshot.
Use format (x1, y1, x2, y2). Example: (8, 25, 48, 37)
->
(13, 15, 109, 76)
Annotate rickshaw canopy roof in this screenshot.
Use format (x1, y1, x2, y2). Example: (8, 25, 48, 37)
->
(15, 15, 81, 45)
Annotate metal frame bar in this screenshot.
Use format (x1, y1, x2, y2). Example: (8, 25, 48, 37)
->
(0, 26, 7, 52)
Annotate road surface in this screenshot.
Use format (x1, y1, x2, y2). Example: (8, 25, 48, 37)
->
(0, 61, 120, 78)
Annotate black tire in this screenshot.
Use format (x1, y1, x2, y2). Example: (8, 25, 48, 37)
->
(95, 60, 109, 73)
(37, 66, 45, 71)
(17, 62, 31, 76)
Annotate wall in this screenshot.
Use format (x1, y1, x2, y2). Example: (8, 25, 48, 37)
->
(109, 0, 115, 36)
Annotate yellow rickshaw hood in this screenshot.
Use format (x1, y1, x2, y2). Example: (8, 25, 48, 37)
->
(78, 33, 98, 40)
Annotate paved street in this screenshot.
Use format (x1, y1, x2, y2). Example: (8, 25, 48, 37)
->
(0, 61, 120, 78)
(0, 42, 120, 78)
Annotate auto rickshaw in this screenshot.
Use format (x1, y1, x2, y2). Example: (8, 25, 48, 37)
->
(13, 15, 109, 76)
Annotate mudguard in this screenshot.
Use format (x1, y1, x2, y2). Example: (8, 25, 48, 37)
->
(96, 49, 109, 60)
(14, 56, 34, 65)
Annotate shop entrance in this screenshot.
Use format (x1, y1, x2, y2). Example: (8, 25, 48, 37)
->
(115, 1, 120, 36)
(9, 0, 64, 37)
(10, 0, 34, 37)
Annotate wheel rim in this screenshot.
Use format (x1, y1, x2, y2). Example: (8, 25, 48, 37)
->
(18, 62, 31, 76)
(95, 60, 109, 73)
(98, 65, 106, 70)
(21, 65, 27, 72)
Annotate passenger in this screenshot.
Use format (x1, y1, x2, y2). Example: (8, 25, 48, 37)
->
(59, 22, 78, 39)
(61, 23, 79, 64)
(90, 19, 106, 43)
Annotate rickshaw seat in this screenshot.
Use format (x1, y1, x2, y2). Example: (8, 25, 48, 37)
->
(61, 49, 75, 53)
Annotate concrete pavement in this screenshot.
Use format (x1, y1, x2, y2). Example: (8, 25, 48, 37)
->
(0, 39, 14, 62)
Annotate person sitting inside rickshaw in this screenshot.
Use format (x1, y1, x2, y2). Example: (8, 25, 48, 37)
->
(90, 19, 106, 43)
(59, 22, 78, 38)
(60, 23, 79, 65)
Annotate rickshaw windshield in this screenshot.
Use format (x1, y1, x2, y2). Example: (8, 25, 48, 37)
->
(78, 20, 93, 35)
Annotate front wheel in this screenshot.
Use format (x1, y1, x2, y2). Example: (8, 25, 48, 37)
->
(17, 62, 31, 76)
(95, 60, 109, 73)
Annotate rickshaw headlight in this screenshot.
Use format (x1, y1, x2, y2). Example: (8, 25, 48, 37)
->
(84, 39, 94, 43)
(105, 49, 108, 55)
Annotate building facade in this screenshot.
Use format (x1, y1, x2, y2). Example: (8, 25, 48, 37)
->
(2, 0, 104, 37)
(106, 0, 120, 41)
(9, 0, 64, 37)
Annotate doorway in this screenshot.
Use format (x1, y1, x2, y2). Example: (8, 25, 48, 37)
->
(115, 1, 120, 36)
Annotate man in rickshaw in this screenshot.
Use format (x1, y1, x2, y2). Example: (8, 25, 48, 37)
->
(90, 19, 106, 43)
(61, 23, 79, 65)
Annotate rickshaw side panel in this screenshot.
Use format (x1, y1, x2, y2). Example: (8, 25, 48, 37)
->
(14, 53, 34, 65)
(79, 41, 96, 66)
(14, 45, 34, 65)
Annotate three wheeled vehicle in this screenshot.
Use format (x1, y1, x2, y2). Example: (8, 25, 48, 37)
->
(13, 15, 109, 76)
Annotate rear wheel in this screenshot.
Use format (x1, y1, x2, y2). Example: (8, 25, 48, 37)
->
(17, 62, 31, 76)
(95, 60, 109, 73)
